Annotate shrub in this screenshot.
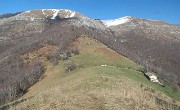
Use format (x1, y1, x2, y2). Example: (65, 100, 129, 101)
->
(70, 47, 79, 55)
(64, 60, 76, 72)
(60, 52, 68, 60)
(66, 50, 72, 57)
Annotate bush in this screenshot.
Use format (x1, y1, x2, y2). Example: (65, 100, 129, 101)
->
(64, 60, 76, 72)
(60, 52, 68, 60)
(70, 47, 79, 55)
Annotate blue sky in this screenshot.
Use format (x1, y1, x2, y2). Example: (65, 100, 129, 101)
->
(0, 0, 179, 24)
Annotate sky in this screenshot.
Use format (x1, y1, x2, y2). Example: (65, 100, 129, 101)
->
(0, 0, 179, 24)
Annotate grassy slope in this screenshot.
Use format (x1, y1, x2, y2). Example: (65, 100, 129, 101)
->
(9, 36, 180, 110)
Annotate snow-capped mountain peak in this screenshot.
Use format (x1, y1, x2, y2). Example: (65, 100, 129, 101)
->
(21, 9, 77, 21)
(102, 16, 133, 27)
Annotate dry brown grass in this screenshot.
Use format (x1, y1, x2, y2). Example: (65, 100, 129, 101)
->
(9, 71, 164, 110)
(95, 47, 122, 60)
(73, 35, 102, 53)
(20, 44, 56, 66)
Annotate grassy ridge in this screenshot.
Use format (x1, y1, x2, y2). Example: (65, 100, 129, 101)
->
(9, 36, 180, 110)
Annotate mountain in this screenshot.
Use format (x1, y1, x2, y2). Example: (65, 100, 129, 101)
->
(102, 16, 180, 84)
(0, 9, 111, 53)
(0, 9, 180, 110)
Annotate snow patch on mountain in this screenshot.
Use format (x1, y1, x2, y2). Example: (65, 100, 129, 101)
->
(51, 9, 59, 19)
(102, 16, 132, 27)
(42, 9, 45, 15)
(18, 9, 77, 20)
(64, 10, 76, 18)
(25, 10, 30, 13)
(70, 12, 75, 17)
(31, 17, 34, 21)
(40, 9, 76, 19)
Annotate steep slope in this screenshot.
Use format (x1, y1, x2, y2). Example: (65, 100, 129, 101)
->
(103, 16, 180, 84)
(6, 36, 180, 110)
(0, 10, 114, 106)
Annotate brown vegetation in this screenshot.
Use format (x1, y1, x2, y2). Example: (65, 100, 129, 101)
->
(64, 60, 76, 72)
(107, 19, 180, 86)
(0, 17, 113, 106)
(0, 10, 180, 108)
(96, 47, 121, 60)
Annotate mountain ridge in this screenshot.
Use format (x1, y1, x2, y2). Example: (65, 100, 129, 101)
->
(0, 9, 179, 82)
(0, 9, 180, 109)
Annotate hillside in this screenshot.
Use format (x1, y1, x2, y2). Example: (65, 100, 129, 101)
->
(103, 16, 180, 85)
(0, 9, 180, 110)
(0, 10, 114, 107)
(4, 36, 180, 110)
